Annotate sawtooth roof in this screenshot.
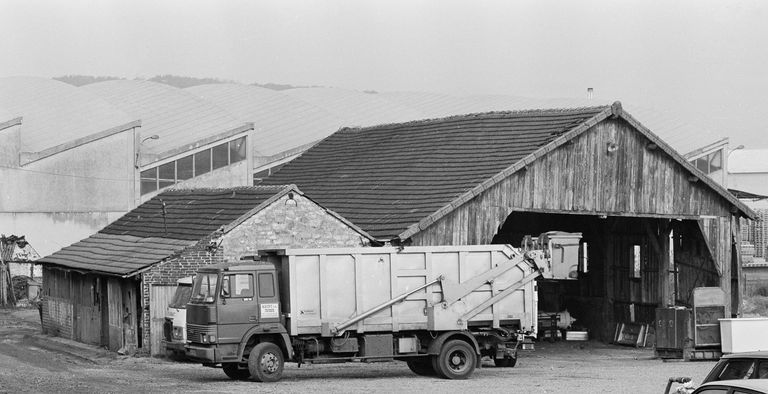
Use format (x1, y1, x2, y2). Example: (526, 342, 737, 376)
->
(81, 80, 246, 161)
(40, 186, 297, 276)
(0, 77, 135, 152)
(185, 84, 343, 157)
(262, 103, 754, 241)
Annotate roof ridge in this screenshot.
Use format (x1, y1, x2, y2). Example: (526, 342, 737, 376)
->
(338, 104, 613, 133)
(161, 184, 296, 193)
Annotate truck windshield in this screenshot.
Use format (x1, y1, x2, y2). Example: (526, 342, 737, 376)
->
(191, 273, 218, 303)
(168, 284, 193, 309)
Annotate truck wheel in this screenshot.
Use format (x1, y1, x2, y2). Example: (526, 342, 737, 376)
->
(493, 356, 517, 368)
(432, 340, 476, 379)
(222, 363, 250, 380)
(248, 342, 284, 382)
(406, 359, 436, 376)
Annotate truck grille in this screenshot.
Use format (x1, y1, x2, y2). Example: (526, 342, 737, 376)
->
(187, 323, 216, 343)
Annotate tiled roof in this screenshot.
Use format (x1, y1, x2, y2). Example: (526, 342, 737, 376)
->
(40, 186, 294, 276)
(262, 107, 609, 240)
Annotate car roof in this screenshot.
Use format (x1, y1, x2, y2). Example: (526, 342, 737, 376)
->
(698, 379, 768, 392)
(721, 351, 768, 359)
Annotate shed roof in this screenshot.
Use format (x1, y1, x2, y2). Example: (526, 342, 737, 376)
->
(40, 186, 301, 276)
(377, 91, 724, 156)
(0, 77, 135, 152)
(185, 84, 343, 157)
(263, 103, 753, 241)
(81, 80, 246, 162)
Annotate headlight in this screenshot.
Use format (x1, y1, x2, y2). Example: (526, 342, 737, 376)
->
(201, 334, 216, 343)
(172, 326, 184, 340)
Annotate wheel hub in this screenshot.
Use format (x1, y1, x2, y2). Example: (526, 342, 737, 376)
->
(261, 353, 279, 373)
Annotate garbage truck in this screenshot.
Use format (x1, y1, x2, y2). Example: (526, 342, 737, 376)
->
(185, 242, 575, 382)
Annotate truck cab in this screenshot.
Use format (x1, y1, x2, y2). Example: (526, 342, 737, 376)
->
(186, 262, 286, 380)
(163, 276, 193, 359)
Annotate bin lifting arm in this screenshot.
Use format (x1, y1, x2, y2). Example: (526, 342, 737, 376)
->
(331, 276, 444, 336)
(439, 250, 548, 306)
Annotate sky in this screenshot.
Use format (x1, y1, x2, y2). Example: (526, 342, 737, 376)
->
(1, 0, 767, 148)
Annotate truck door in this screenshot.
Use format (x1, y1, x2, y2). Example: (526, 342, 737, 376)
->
(256, 271, 280, 325)
(217, 273, 258, 343)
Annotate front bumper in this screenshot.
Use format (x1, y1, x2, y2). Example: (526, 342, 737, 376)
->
(163, 339, 186, 353)
(185, 343, 217, 362)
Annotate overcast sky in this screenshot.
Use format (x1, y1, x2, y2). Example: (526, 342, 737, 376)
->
(2, 0, 766, 147)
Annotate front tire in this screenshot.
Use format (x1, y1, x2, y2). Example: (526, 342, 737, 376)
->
(222, 363, 250, 380)
(432, 339, 477, 380)
(248, 342, 284, 382)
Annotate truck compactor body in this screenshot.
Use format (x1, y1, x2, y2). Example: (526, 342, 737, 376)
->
(185, 243, 571, 382)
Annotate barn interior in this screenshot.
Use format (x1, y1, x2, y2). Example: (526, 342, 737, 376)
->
(491, 211, 736, 342)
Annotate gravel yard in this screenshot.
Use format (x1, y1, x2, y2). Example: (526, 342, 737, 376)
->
(0, 308, 714, 393)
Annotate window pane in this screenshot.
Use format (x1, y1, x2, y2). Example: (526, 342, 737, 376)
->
(258, 273, 275, 298)
(195, 149, 211, 176)
(632, 245, 641, 278)
(177, 155, 194, 180)
(230, 137, 247, 163)
(234, 274, 253, 298)
(212, 143, 228, 170)
(158, 161, 175, 181)
(695, 157, 709, 173)
(140, 168, 157, 195)
(709, 150, 722, 172)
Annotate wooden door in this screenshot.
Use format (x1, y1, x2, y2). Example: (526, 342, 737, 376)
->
(149, 285, 177, 356)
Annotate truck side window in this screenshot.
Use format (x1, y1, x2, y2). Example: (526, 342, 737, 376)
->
(258, 273, 275, 298)
(223, 274, 254, 298)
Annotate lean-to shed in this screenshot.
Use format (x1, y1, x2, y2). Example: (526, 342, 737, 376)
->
(263, 102, 755, 340)
(39, 185, 373, 355)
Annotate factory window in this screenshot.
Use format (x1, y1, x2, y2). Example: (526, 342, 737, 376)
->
(140, 136, 248, 195)
(195, 149, 211, 176)
(632, 244, 642, 279)
(212, 143, 229, 170)
(158, 162, 176, 189)
(230, 137, 247, 163)
(176, 155, 194, 180)
(692, 149, 723, 175)
(140, 168, 158, 194)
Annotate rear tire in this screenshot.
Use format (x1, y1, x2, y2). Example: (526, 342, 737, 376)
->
(222, 363, 250, 380)
(248, 342, 284, 382)
(406, 359, 437, 376)
(432, 340, 477, 380)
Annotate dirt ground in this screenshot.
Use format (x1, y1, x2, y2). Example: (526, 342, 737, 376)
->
(0, 307, 715, 394)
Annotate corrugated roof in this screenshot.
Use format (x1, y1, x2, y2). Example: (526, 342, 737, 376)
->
(40, 186, 294, 276)
(729, 149, 768, 173)
(262, 107, 609, 240)
(283, 87, 426, 128)
(0, 77, 135, 152)
(185, 84, 343, 157)
(81, 80, 245, 159)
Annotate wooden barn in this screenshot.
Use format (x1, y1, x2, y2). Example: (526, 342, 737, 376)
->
(263, 102, 756, 340)
(39, 185, 374, 355)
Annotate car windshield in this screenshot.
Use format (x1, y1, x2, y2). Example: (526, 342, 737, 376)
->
(191, 273, 218, 303)
(168, 284, 193, 309)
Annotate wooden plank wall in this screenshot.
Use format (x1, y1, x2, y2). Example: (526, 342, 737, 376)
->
(411, 118, 733, 247)
(149, 285, 176, 356)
